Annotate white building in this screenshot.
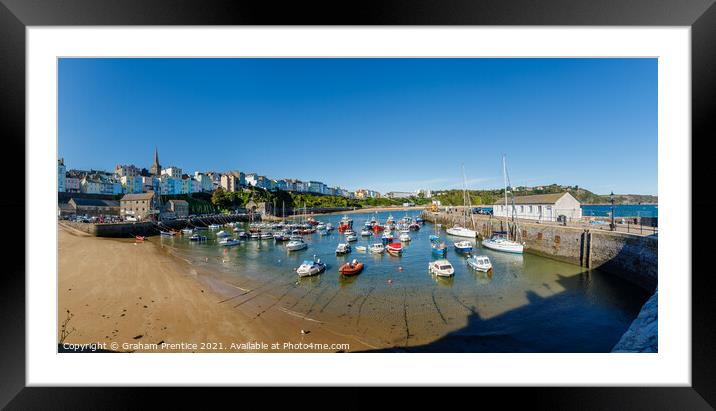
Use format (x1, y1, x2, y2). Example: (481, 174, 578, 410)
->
(161, 166, 183, 178)
(492, 192, 582, 221)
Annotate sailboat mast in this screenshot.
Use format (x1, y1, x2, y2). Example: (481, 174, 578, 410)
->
(503, 155, 508, 227)
(462, 163, 468, 226)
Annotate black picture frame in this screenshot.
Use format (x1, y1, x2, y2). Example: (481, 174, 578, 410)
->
(1, 0, 713, 408)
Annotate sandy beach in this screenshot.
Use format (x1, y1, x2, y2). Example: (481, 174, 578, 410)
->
(58, 224, 372, 352)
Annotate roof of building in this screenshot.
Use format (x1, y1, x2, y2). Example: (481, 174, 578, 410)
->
(168, 199, 189, 205)
(121, 192, 155, 201)
(69, 198, 120, 207)
(502, 192, 576, 205)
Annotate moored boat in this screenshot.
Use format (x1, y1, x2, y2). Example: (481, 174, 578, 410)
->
(360, 228, 373, 236)
(369, 243, 385, 254)
(454, 240, 473, 254)
(286, 238, 308, 251)
(181, 228, 193, 235)
(446, 225, 477, 238)
(297, 258, 326, 277)
(428, 259, 455, 277)
(219, 238, 240, 247)
(481, 231, 524, 254)
(467, 255, 493, 272)
(160, 230, 176, 237)
(189, 234, 207, 242)
(339, 259, 364, 276)
(216, 230, 230, 238)
(345, 232, 358, 242)
(335, 243, 352, 255)
(386, 242, 402, 256)
(399, 233, 411, 242)
(355, 245, 367, 252)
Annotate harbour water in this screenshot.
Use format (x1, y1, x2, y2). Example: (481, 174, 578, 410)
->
(160, 210, 651, 352)
(582, 204, 658, 218)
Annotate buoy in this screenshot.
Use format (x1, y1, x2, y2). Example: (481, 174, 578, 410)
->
(398, 266, 403, 272)
(388, 279, 393, 284)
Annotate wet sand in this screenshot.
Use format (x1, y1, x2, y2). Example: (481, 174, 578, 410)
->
(57, 224, 372, 352)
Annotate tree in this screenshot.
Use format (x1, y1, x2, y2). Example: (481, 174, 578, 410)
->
(211, 187, 231, 210)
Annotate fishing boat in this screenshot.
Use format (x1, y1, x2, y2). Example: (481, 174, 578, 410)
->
(428, 259, 455, 277)
(189, 234, 207, 242)
(286, 238, 308, 251)
(250, 232, 260, 240)
(345, 233, 358, 242)
(316, 223, 326, 231)
(181, 228, 193, 235)
(297, 258, 326, 277)
(237, 231, 249, 239)
(356, 245, 367, 252)
(481, 155, 525, 254)
(454, 240, 473, 254)
(216, 230, 230, 238)
(381, 232, 394, 243)
(372, 224, 384, 233)
(482, 231, 524, 253)
(409, 222, 421, 231)
(260, 232, 273, 240)
(386, 214, 395, 225)
(431, 239, 447, 256)
(335, 243, 352, 255)
(325, 223, 334, 231)
(339, 259, 364, 276)
(369, 243, 385, 254)
(273, 232, 290, 241)
(386, 242, 402, 256)
(360, 228, 373, 236)
(467, 255, 492, 272)
(219, 238, 240, 247)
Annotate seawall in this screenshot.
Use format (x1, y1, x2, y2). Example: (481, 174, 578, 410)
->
(59, 214, 253, 238)
(422, 211, 657, 293)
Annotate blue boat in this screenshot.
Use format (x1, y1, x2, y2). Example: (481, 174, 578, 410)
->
(454, 240, 473, 254)
(431, 237, 447, 256)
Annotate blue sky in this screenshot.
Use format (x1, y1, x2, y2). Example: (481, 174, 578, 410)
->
(59, 58, 657, 195)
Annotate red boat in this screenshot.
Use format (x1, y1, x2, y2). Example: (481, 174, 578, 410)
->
(135, 235, 146, 241)
(339, 260, 364, 276)
(386, 242, 402, 256)
(372, 225, 384, 233)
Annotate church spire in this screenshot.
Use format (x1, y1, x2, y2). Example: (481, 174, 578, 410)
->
(150, 147, 161, 176)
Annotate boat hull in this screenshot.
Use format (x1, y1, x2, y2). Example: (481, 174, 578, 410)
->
(481, 240, 524, 254)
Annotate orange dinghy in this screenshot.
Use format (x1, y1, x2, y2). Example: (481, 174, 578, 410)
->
(339, 259, 364, 276)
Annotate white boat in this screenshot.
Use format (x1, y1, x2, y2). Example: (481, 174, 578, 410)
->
(159, 230, 176, 237)
(467, 255, 492, 272)
(296, 258, 326, 277)
(345, 233, 358, 242)
(181, 228, 193, 235)
(446, 226, 477, 238)
(360, 228, 372, 236)
(208, 224, 220, 230)
(286, 239, 308, 251)
(399, 233, 411, 242)
(454, 240, 473, 253)
(369, 243, 385, 254)
(428, 259, 455, 277)
(335, 243, 352, 255)
(482, 232, 524, 254)
(481, 155, 524, 254)
(219, 238, 240, 247)
(216, 230, 230, 238)
(260, 232, 273, 240)
(356, 245, 367, 252)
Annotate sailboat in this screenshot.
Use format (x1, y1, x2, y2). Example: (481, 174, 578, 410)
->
(446, 164, 477, 238)
(482, 155, 525, 254)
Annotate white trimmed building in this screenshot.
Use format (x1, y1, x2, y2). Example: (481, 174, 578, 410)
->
(492, 192, 582, 221)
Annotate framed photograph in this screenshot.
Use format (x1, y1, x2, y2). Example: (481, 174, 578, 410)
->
(2, 0, 713, 407)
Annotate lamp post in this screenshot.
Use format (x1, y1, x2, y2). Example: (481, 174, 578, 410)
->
(609, 191, 616, 231)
